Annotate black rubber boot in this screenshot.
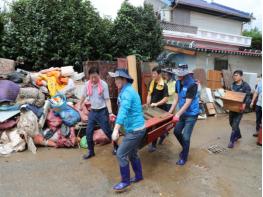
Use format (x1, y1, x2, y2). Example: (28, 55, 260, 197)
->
(83, 141, 95, 160)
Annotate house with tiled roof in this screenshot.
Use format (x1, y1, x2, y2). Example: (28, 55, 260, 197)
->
(145, 0, 262, 74)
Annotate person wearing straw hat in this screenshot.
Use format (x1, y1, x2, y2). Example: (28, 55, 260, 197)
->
(109, 68, 145, 192)
(169, 64, 199, 166)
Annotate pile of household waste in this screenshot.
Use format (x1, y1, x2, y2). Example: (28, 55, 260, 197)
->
(0, 60, 107, 156)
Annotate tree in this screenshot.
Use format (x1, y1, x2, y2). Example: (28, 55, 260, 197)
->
(111, 1, 163, 61)
(1, 0, 111, 70)
(243, 27, 262, 50)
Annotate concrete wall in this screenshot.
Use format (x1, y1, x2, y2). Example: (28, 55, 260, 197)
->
(190, 11, 243, 35)
(195, 52, 262, 75)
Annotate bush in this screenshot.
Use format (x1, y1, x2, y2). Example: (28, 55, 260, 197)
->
(1, 0, 111, 70)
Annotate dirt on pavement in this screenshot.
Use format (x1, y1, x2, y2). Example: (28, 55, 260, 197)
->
(0, 113, 261, 197)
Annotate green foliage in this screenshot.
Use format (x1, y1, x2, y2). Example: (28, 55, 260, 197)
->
(243, 27, 262, 50)
(1, 0, 111, 70)
(1, 0, 163, 70)
(111, 1, 163, 61)
(0, 11, 6, 57)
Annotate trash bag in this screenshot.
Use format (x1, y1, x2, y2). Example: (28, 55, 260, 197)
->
(17, 87, 45, 107)
(57, 105, 80, 127)
(17, 110, 39, 138)
(49, 94, 67, 111)
(7, 72, 24, 83)
(80, 136, 88, 149)
(74, 101, 90, 123)
(93, 129, 110, 145)
(0, 80, 20, 102)
(47, 110, 62, 131)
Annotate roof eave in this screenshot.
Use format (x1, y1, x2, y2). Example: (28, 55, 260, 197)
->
(173, 4, 252, 22)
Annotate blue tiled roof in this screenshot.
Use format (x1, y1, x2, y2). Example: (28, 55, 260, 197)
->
(168, 0, 252, 21)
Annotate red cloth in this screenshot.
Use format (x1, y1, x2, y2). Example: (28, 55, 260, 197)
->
(47, 110, 62, 131)
(74, 101, 91, 123)
(0, 117, 19, 130)
(93, 129, 110, 145)
(56, 127, 76, 148)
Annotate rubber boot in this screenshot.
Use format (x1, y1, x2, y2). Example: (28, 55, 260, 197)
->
(228, 131, 236, 148)
(83, 141, 95, 160)
(148, 140, 157, 152)
(113, 165, 130, 191)
(130, 159, 143, 183)
(177, 144, 187, 166)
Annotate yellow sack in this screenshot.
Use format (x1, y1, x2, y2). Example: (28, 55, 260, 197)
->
(46, 76, 65, 97)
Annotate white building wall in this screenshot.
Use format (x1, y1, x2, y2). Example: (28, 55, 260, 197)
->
(190, 11, 243, 35)
(174, 52, 262, 75)
(194, 52, 262, 74)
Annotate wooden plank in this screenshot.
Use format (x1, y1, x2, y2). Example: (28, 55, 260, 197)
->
(205, 102, 216, 116)
(127, 55, 138, 92)
(193, 68, 207, 87)
(207, 80, 222, 90)
(164, 46, 196, 56)
(222, 70, 233, 90)
(207, 70, 222, 81)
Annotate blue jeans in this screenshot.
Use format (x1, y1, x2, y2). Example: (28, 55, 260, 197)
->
(229, 111, 243, 141)
(174, 115, 197, 161)
(86, 108, 112, 143)
(117, 129, 146, 167)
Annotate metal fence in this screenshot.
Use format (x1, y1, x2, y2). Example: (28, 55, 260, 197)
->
(160, 21, 198, 34)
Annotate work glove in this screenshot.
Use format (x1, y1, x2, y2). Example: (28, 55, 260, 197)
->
(150, 103, 158, 107)
(109, 114, 116, 123)
(112, 128, 119, 141)
(172, 115, 180, 124)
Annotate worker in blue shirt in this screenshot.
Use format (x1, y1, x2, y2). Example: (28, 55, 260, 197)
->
(169, 64, 199, 166)
(109, 69, 145, 192)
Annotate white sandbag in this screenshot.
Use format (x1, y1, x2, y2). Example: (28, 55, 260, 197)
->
(73, 72, 85, 81)
(61, 66, 74, 77)
(0, 129, 26, 156)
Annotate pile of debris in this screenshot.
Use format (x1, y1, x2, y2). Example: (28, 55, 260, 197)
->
(0, 58, 95, 156)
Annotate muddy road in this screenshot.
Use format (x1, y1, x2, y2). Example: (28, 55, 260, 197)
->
(0, 113, 261, 197)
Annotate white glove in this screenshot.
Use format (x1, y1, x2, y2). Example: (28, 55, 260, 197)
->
(111, 128, 119, 141)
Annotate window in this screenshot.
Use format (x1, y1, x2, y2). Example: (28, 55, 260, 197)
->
(214, 59, 228, 71)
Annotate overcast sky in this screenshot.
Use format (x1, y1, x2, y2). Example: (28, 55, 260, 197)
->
(89, 0, 262, 30)
(0, 0, 262, 30)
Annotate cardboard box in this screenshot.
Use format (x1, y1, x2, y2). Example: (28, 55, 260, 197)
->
(221, 91, 246, 113)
